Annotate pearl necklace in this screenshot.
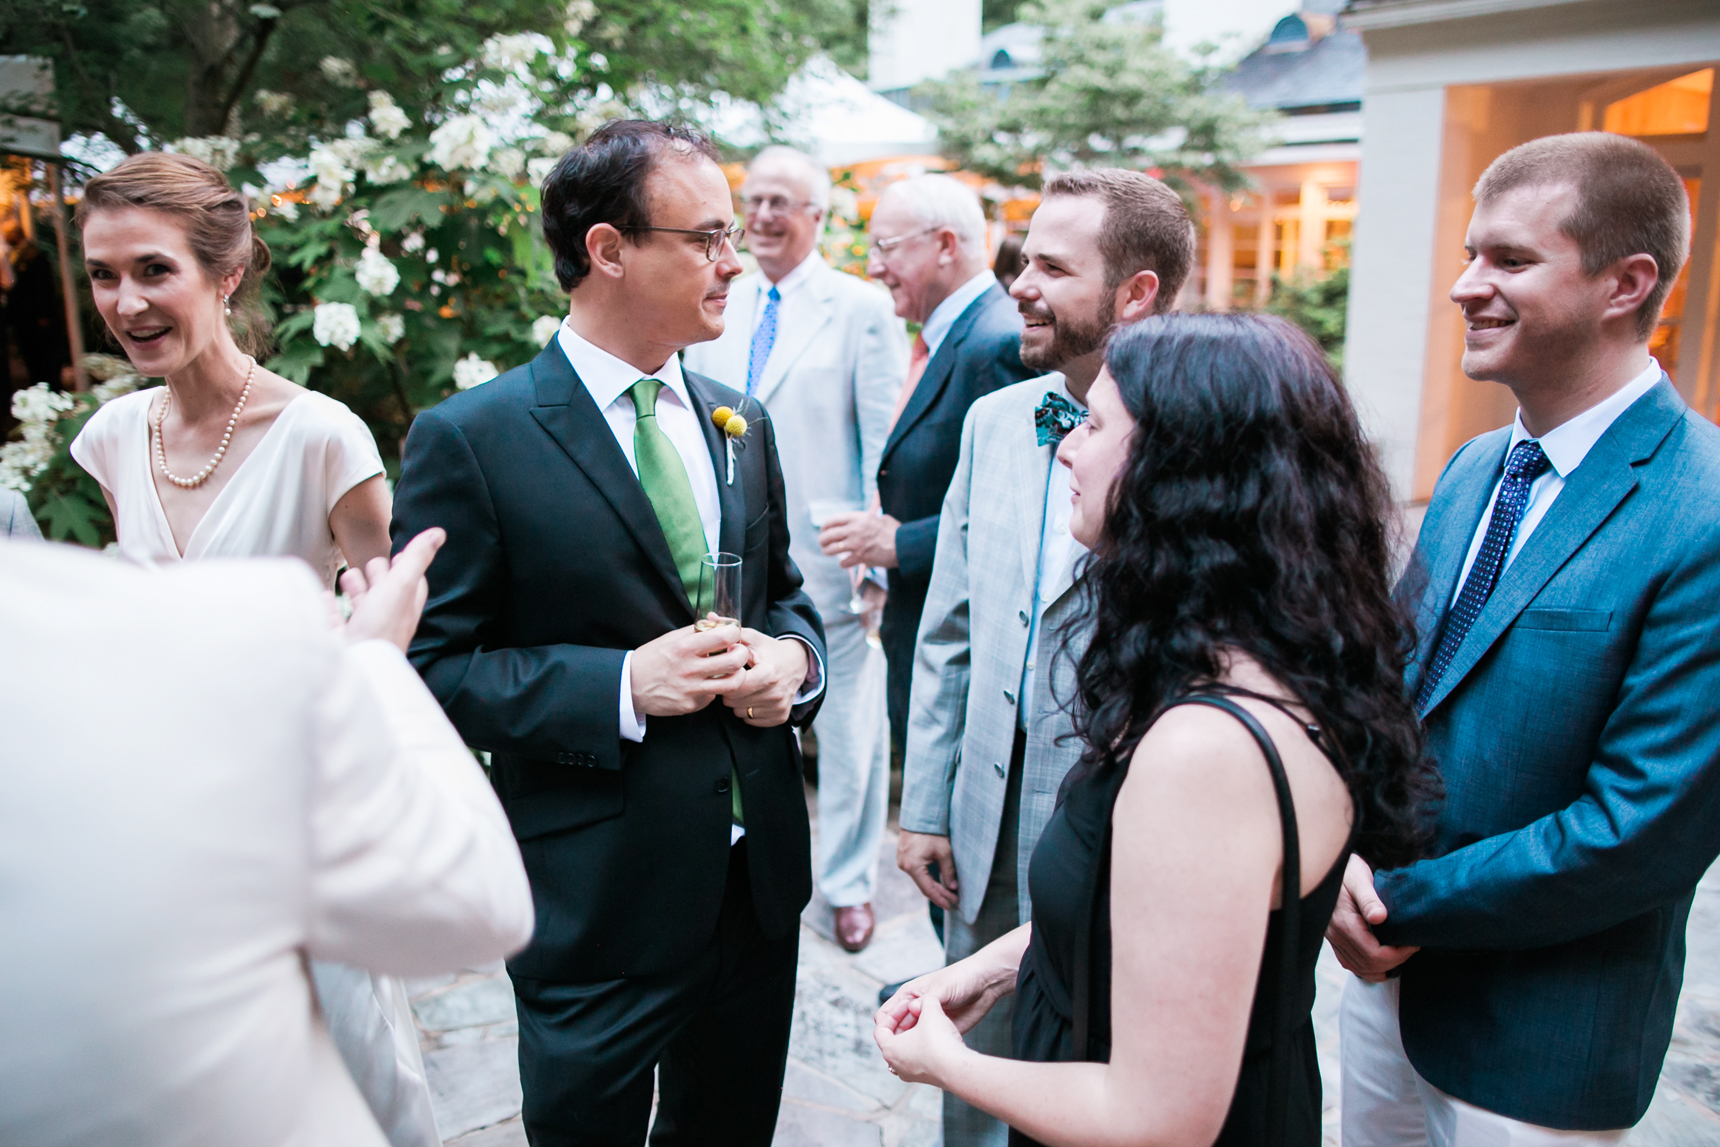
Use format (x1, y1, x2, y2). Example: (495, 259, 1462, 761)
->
(154, 356, 257, 489)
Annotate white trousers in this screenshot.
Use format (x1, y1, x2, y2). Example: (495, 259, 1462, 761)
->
(1340, 976, 1629, 1147)
(811, 618, 891, 907)
(310, 961, 441, 1147)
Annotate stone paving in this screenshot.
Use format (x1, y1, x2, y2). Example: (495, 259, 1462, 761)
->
(411, 795, 1720, 1145)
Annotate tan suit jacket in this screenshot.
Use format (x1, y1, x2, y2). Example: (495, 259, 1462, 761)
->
(0, 542, 534, 1146)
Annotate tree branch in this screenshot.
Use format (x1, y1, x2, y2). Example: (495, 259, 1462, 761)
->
(214, 17, 280, 134)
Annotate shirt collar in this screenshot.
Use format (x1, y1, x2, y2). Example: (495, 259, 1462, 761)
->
(921, 270, 998, 360)
(1507, 357, 1664, 477)
(556, 320, 692, 414)
(763, 249, 823, 298)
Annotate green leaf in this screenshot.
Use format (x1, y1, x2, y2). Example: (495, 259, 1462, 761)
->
(369, 187, 449, 233)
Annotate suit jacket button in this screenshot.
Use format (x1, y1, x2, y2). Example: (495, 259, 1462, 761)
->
(716, 775, 732, 793)
(1019, 610, 1030, 625)
(557, 752, 573, 765)
(579, 753, 596, 767)
(1003, 690, 1015, 705)
(878, 467, 889, 478)
(994, 761, 1006, 778)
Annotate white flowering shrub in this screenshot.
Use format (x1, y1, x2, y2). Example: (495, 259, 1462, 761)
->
(453, 353, 500, 390)
(2, 357, 143, 544)
(312, 302, 362, 350)
(355, 248, 400, 297)
(531, 314, 563, 346)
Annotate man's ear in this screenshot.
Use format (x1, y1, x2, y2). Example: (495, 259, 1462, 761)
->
(586, 223, 628, 281)
(1605, 252, 1660, 331)
(934, 227, 961, 266)
(1115, 269, 1161, 323)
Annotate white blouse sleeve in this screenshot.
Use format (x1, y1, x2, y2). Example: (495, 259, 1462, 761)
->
(320, 399, 387, 514)
(68, 396, 123, 492)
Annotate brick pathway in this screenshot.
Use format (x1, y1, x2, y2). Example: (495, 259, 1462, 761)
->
(412, 810, 1720, 1145)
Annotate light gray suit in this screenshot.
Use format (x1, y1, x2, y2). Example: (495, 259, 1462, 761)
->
(899, 376, 1090, 1147)
(684, 258, 907, 906)
(3, 489, 41, 539)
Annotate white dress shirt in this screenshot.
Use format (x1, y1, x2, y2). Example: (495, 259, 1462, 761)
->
(921, 270, 999, 359)
(555, 321, 824, 763)
(749, 248, 823, 337)
(1452, 359, 1664, 603)
(1020, 376, 1087, 728)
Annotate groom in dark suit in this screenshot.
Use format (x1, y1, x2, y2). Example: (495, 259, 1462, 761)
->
(391, 120, 826, 1146)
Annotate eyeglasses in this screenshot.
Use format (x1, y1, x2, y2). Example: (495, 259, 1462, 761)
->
(742, 194, 817, 218)
(629, 223, 744, 262)
(868, 227, 938, 265)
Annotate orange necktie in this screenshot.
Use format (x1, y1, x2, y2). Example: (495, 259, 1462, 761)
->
(888, 333, 930, 432)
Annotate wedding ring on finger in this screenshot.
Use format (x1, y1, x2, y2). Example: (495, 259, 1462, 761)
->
(748, 707, 755, 719)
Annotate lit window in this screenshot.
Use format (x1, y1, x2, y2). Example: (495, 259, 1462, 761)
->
(1603, 69, 1712, 137)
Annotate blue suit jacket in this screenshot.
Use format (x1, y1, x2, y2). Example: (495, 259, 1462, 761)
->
(874, 283, 1031, 721)
(1377, 378, 1720, 1129)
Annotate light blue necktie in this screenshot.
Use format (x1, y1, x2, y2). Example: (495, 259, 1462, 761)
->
(746, 285, 780, 397)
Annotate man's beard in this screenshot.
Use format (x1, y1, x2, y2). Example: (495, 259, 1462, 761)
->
(1020, 299, 1116, 373)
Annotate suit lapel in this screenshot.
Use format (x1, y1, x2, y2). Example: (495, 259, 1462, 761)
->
(881, 284, 1002, 467)
(1407, 433, 1510, 692)
(685, 370, 746, 559)
(526, 346, 692, 616)
(1419, 379, 1685, 715)
(1014, 395, 1054, 595)
(754, 267, 835, 405)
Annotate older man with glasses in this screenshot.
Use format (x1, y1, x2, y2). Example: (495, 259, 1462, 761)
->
(684, 146, 907, 953)
(818, 174, 1033, 783)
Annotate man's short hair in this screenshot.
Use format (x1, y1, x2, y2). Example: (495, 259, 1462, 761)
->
(883, 174, 988, 256)
(749, 146, 831, 214)
(1041, 168, 1195, 314)
(540, 119, 721, 291)
(1474, 132, 1690, 340)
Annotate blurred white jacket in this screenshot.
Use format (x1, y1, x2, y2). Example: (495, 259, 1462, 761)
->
(0, 541, 534, 1146)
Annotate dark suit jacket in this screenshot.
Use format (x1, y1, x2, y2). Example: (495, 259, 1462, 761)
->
(391, 343, 826, 982)
(876, 282, 1031, 703)
(1378, 378, 1720, 1129)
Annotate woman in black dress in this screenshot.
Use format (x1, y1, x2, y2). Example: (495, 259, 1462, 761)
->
(875, 314, 1439, 1146)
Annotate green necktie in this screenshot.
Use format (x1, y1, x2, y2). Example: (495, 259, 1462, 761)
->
(628, 378, 741, 827)
(629, 378, 710, 616)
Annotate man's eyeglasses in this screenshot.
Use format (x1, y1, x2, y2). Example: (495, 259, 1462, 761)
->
(629, 223, 744, 262)
(742, 194, 817, 219)
(868, 227, 938, 264)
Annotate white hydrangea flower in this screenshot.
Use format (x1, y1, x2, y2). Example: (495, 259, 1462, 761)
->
(453, 354, 500, 390)
(564, 0, 596, 34)
(0, 383, 78, 492)
(0, 437, 51, 491)
(428, 115, 493, 172)
(425, 247, 439, 263)
(319, 56, 359, 86)
(537, 131, 574, 156)
(363, 153, 413, 184)
(491, 147, 526, 180)
(532, 315, 563, 346)
(356, 247, 400, 297)
(248, 3, 282, 17)
(312, 302, 362, 351)
(376, 313, 406, 345)
(12, 382, 75, 427)
(527, 156, 558, 186)
(481, 32, 551, 72)
(401, 231, 426, 254)
(254, 89, 294, 116)
(307, 143, 355, 212)
(272, 197, 300, 222)
(166, 136, 242, 171)
(367, 91, 412, 141)
(90, 373, 143, 405)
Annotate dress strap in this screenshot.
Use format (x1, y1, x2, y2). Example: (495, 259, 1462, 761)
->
(1068, 691, 1303, 1134)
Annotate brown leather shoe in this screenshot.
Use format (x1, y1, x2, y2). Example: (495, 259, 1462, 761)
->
(834, 903, 875, 952)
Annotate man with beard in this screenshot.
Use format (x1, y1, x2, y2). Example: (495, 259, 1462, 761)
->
(893, 168, 1193, 1147)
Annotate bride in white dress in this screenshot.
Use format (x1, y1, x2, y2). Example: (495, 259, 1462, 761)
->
(69, 152, 442, 1147)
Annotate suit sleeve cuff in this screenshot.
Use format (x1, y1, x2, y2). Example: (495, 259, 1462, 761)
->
(619, 651, 646, 742)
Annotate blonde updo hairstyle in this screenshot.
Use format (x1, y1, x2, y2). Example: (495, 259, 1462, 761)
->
(75, 152, 274, 357)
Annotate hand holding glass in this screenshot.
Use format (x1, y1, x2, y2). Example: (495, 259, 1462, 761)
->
(808, 500, 871, 615)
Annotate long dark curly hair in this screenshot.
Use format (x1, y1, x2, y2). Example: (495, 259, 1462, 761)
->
(1063, 313, 1438, 869)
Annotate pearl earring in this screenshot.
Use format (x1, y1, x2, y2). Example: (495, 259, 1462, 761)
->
(223, 296, 232, 317)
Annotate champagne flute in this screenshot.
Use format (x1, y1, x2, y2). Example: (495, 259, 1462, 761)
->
(695, 551, 742, 631)
(808, 499, 870, 614)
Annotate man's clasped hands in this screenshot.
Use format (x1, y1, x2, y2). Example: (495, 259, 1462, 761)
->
(629, 615, 809, 729)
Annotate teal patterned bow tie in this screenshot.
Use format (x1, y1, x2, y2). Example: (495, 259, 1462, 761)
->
(1034, 390, 1087, 446)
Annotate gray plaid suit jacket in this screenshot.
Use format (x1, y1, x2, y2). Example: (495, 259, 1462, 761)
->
(899, 376, 1089, 927)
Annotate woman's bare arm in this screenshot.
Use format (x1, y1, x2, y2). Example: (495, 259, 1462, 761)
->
(330, 474, 393, 571)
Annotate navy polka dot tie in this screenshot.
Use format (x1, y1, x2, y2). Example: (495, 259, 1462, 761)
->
(1416, 440, 1552, 712)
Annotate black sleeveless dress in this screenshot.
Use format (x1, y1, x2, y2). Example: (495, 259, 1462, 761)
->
(1008, 693, 1351, 1147)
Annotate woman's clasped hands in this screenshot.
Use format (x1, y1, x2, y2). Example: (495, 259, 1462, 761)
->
(873, 929, 1028, 1085)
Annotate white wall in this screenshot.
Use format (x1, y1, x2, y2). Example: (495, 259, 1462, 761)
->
(869, 0, 984, 91)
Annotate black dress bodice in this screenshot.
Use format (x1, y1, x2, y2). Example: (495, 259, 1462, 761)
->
(1008, 699, 1351, 1147)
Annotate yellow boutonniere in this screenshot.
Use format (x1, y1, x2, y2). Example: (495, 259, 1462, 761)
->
(711, 405, 749, 440)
